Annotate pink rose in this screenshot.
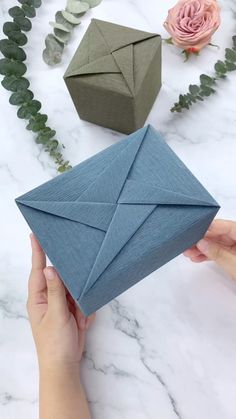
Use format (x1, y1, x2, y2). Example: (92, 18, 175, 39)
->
(164, 0, 221, 52)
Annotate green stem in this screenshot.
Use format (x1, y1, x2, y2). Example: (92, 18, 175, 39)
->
(171, 35, 236, 113)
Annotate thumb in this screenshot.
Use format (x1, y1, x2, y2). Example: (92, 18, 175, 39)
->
(197, 239, 236, 280)
(44, 267, 69, 316)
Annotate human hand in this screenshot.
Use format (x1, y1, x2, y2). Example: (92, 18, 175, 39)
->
(184, 219, 236, 281)
(27, 233, 95, 373)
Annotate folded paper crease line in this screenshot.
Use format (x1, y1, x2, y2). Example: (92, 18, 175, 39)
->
(16, 200, 116, 231)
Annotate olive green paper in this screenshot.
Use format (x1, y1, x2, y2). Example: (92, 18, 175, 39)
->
(64, 19, 162, 133)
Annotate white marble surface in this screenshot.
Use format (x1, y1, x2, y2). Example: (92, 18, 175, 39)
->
(0, 0, 236, 418)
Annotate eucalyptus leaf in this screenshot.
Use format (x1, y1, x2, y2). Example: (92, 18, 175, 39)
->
(225, 60, 236, 71)
(45, 34, 64, 50)
(85, 0, 102, 7)
(0, 58, 27, 76)
(32, 113, 48, 124)
(7, 30, 28, 46)
(186, 93, 193, 101)
(18, 0, 41, 7)
(32, 0, 42, 7)
(189, 84, 200, 95)
(43, 34, 64, 65)
(233, 35, 236, 49)
(1, 75, 30, 92)
(43, 48, 62, 66)
(50, 22, 71, 33)
(214, 60, 227, 74)
(3, 21, 20, 36)
(21, 4, 36, 18)
(200, 74, 215, 86)
(225, 48, 236, 62)
(9, 89, 34, 105)
(17, 99, 41, 118)
(26, 121, 45, 132)
(58, 163, 72, 173)
(55, 11, 74, 30)
(66, 0, 89, 14)
(54, 28, 71, 44)
(0, 39, 26, 61)
(196, 95, 204, 101)
(199, 86, 215, 96)
(46, 139, 59, 150)
(61, 10, 81, 24)
(26, 113, 48, 131)
(179, 94, 187, 106)
(36, 128, 56, 143)
(9, 6, 25, 18)
(14, 16, 32, 31)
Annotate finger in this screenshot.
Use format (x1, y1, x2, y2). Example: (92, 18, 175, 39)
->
(183, 247, 203, 258)
(184, 247, 209, 262)
(208, 219, 236, 240)
(189, 254, 209, 263)
(78, 328, 86, 358)
(43, 267, 69, 317)
(30, 233, 46, 272)
(197, 239, 236, 280)
(73, 306, 86, 331)
(28, 234, 47, 305)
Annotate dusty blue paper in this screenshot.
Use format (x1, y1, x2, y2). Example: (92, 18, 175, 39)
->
(16, 125, 220, 315)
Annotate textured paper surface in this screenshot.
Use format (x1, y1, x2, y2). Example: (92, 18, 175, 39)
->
(64, 19, 162, 133)
(16, 125, 220, 315)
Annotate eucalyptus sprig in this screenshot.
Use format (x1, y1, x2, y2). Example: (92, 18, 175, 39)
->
(43, 0, 103, 66)
(171, 35, 236, 113)
(0, 0, 71, 172)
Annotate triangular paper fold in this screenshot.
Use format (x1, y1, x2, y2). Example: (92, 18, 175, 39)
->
(118, 180, 216, 207)
(64, 19, 110, 78)
(77, 126, 148, 203)
(16, 200, 116, 231)
(67, 54, 120, 77)
(93, 19, 157, 52)
(81, 203, 156, 296)
(112, 44, 134, 94)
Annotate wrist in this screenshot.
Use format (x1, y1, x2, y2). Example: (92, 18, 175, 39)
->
(39, 361, 81, 382)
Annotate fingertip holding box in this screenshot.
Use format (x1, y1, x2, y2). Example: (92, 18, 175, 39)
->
(16, 125, 220, 315)
(64, 19, 162, 134)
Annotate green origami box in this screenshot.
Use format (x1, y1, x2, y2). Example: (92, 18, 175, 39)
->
(64, 19, 162, 134)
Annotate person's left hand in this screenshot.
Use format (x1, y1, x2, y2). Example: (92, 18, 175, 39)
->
(27, 234, 95, 373)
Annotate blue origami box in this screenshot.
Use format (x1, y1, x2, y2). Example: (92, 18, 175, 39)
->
(16, 125, 219, 315)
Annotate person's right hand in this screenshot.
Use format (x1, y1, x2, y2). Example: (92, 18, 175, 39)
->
(184, 219, 236, 281)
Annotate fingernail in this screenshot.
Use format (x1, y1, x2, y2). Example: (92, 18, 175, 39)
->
(197, 239, 209, 254)
(79, 316, 86, 330)
(44, 268, 54, 280)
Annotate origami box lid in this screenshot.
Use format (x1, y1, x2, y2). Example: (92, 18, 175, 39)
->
(16, 126, 220, 315)
(64, 18, 161, 96)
